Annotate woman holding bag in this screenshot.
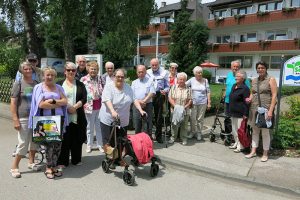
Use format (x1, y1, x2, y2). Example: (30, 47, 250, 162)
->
(245, 61, 277, 162)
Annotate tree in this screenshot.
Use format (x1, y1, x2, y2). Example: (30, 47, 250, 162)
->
(168, 0, 209, 75)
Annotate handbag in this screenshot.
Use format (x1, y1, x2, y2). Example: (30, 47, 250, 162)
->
(238, 118, 251, 148)
(255, 80, 273, 129)
(32, 109, 63, 143)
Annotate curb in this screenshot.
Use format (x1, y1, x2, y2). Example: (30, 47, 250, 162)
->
(157, 154, 300, 196)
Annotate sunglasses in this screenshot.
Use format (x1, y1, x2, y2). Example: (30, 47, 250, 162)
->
(28, 59, 37, 63)
(66, 69, 76, 72)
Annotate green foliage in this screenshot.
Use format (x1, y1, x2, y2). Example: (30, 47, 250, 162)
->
(281, 86, 300, 96)
(202, 70, 212, 83)
(168, 0, 209, 76)
(273, 97, 300, 149)
(126, 68, 137, 82)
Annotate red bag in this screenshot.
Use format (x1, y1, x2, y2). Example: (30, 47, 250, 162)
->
(238, 118, 251, 148)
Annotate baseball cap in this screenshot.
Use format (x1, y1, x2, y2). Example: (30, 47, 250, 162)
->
(26, 53, 38, 60)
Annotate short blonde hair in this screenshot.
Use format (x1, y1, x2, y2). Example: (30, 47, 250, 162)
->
(86, 61, 99, 71)
(42, 66, 57, 77)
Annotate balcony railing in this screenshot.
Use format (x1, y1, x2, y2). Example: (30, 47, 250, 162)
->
(208, 40, 300, 53)
(139, 45, 169, 55)
(139, 23, 170, 36)
(208, 8, 300, 29)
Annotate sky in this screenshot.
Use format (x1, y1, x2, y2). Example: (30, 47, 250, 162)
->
(155, 0, 216, 7)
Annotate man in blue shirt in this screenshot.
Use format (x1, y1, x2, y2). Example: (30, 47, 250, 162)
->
(131, 65, 155, 136)
(147, 58, 169, 143)
(15, 53, 42, 82)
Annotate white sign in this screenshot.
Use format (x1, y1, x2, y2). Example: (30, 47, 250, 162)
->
(283, 55, 300, 86)
(75, 54, 103, 75)
(41, 58, 65, 74)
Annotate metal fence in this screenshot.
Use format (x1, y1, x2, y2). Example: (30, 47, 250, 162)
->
(0, 80, 13, 103)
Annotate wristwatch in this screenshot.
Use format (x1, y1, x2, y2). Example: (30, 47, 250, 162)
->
(51, 99, 56, 104)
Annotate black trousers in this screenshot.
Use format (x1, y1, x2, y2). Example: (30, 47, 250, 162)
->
(153, 92, 166, 139)
(57, 122, 83, 166)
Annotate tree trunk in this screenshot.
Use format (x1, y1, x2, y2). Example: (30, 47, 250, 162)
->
(18, 0, 39, 55)
(88, 14, 97, 54)
(61, 18, 74, 62)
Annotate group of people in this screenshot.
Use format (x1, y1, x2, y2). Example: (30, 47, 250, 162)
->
(10, 53, 277, 179)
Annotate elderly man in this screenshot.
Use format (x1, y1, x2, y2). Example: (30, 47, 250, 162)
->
(75, 55, 88, 80)
(15, 53, 42, 82)
(101, 61, 115, 87)
(147, 58, 169, 143)
(131, 65, 155, 136)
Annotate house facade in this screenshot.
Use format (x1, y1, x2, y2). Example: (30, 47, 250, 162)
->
(207, 0, 300, 83)
(136, 0, 208, 67)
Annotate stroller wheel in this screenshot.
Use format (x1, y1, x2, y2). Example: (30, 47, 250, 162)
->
(209, 134, 216, 142)
(102, 160, 110, 173)
(123, 170, 135, 186)
(224, 137, 231, 146)
(220, 131, 226, 140)
(34, 151, 44, 165)
(150, 164, 159, 177)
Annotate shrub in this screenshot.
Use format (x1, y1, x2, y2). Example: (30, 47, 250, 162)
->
(202, 69, 212, 83)
(126, 68, 137, 81)
(273, 96, 300, 149)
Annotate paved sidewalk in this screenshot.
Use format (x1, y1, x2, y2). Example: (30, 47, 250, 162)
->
(1, 100, 299, 195)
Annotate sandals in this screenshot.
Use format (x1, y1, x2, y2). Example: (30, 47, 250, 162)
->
(10, 169, 21, 178)
(28, 163, 42, 171)
(44, 171, 54, 179)
(245, 153, 257, 159)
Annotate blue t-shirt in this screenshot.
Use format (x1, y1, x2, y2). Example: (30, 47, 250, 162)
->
(225, 71, 250, 103)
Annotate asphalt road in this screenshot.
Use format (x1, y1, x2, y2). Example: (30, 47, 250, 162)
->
(0, 117, 298, 200)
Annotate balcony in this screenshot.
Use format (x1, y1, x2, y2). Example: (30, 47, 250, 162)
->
(139, 45, 169, 55)
(208, 8, 300, 29)
(208, 40, 300, 53)
(139, 23, 170, 36)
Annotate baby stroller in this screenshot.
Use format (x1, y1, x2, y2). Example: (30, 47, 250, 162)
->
(209, 88, 234, 146)
(101, 118, 159, 186)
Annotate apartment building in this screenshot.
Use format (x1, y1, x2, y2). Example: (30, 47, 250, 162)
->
(136, 0, 208, 67)
(207, 0, 300, 82)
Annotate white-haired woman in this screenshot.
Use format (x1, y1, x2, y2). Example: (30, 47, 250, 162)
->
(10, 62, 39, 178)
(168, 72, 192, 145)
(228, 70, 250, 153)
(186, 66, 211, 141)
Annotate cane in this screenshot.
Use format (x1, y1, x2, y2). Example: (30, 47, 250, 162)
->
(162, 93, 169, 148)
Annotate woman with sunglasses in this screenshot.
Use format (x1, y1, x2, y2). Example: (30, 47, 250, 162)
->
(57, 62, 87, 167)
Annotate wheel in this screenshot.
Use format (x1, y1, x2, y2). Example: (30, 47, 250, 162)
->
(224, 137, 231, 146)
(150, 164, 159, 177)
(102, 160, 110, 173)
(122, 170, 135, 186)
(209, 133, 216, 142)
(34, 151, 44, 165)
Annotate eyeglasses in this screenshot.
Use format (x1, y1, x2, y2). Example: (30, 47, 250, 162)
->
(116, 75, 125, 79)
(66, 69, 76, 72)
(28, 59, 37, 63)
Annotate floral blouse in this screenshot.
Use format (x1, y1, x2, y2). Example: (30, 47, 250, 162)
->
(80, 74, 104, 114)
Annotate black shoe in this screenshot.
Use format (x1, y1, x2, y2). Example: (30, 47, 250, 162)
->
(156, 137, 164, 144)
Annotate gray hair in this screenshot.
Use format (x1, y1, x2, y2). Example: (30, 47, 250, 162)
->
(193, 66, 203, 75)
(19, 61, 32, 74)
(64, 61, 76, 69)
(42, 66, 57, 77)
(76, 55, 86, 62)
(169, 62, 178, 68)
(177, 72, 187, 80)
(236, 70, 247, 80)
(231, 60, 241, 67)
(105, 61, 114, 69)
(114, 68, 127, 77)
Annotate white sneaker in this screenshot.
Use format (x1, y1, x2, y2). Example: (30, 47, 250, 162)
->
(99, 146, 104, 153)
(196, 134, 202, 141)
(229, 143, 237, 149)
(86, 146, 92, 153)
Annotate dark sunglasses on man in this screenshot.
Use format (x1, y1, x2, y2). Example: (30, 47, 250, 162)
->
(28, 59, 38, 63)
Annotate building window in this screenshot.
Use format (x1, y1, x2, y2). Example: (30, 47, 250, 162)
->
(266, 30, 288, 40)
(214, 10, 227, 17)
(261, 55, 295, 69)
(258, 1, 282, 11)
(291, 0, 300, 7)
(240, 33, 257, 42)
(216, 35, 230, 43)
(231, 6, 252, 16)
(219, 56, 253, 69)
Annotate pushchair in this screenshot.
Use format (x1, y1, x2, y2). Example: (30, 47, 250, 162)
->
(209, 88, 234, 146)
(101, 118, 159, 186)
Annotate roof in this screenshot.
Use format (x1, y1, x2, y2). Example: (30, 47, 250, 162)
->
(158, 2, 195, 14)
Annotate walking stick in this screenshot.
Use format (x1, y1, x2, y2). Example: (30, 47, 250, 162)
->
(162, 93, 169, 148)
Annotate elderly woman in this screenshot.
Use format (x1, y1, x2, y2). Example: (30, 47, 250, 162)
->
(10, 62, 39, 178)
(29, 66, 68, 179)
(228, 70, 250, 153)
(100, 69, 145, 166)
(57, 62, 87, 167)
(168, 72, 192, 145)
(168, 62, 178, 86)
(80, 61, 104, 153)
(245, 61, 277, 162)
(186, 66, 211, 141)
